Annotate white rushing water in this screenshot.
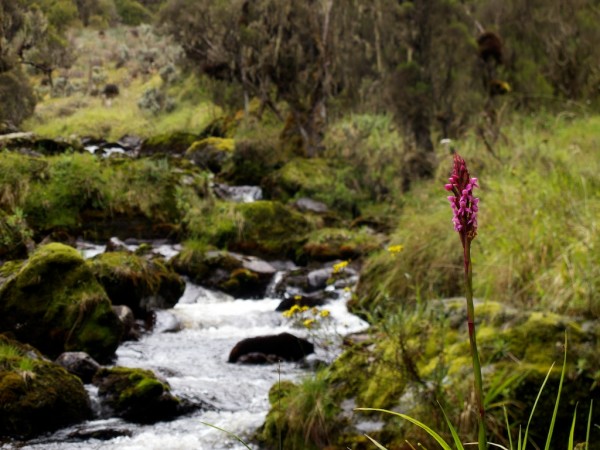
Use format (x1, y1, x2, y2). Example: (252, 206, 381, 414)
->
(8, 244, 367, 450)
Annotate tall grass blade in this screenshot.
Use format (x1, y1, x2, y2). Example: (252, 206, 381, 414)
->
(503, 406, 514, 450)
(522, 362, 555, 450)
(438, 402, 466, 450)
(585, 400, 593, 450)
(199, 422, 253, 450)
(364, 434, 389, 450)
(568, 404, 578, 450)
(543, 333, 568, 450)
(355, 408, 453, 450)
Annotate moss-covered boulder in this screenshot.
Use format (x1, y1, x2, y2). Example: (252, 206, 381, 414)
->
(300, 227, 384, 262)
(262, 158, 360, 215)
(87, 251, 185, 316)
(172, 247, 276, 298)
(222, 138, 289, 186)
(184, 137, 235, 173)
(232, 200, 311, 259)
(0, 335, 92, 439)
(181, 200, 311, 260)
(139, 132, 198, 156)
(0, 243, 123, 362)
(93, 367, 181, 423)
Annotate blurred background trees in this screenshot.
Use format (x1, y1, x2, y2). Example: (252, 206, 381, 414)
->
(2, 0, 600, 166)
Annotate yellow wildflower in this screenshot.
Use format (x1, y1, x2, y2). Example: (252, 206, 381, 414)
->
(303, 318, 315, 329)
(320, 309, 330, 318)
(294, 294, 302, 301)
(333, 260, 349, 274)
(388, 244, 404, 255)
(300, 306, 309, 312)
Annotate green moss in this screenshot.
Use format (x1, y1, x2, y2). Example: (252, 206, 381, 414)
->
(233, 200, 311, 258)
(141, 132, 198, 155)
(263, 158, 361, 214)
(0, 243, 122, 362)
(185, 137, 235, 173)
(94, 366, 180, 423)
(87, 251, 184, 315)
(301, 227, 384, 262)
(0, 336, 91, 439)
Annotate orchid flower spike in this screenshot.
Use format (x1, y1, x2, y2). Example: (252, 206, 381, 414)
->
(444, 154, 479, 244)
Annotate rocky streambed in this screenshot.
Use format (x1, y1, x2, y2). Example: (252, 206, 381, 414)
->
(1, 240, 367, 450)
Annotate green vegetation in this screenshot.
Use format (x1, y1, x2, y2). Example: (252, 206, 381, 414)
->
(0, 335, 92, 439)
(1, 1, 600, 447)
(0, 243, 122, 362)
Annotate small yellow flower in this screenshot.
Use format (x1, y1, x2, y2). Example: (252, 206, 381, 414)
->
(303, 318, 315, 329)
(320, 309, 330, 318)
(282, 309, 294, 318)
(300, 306, 309, 312)
(343, 286, 351, 293)
(311, 307, 318, 315)
(387, 244, 404, 255)
(294, 294, 302, 301)
(333, 260, 349, 274)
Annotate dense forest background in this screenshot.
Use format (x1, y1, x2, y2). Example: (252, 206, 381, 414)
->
(2, 0, 599, 167)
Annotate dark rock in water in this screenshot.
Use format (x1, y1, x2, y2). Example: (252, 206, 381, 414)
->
(0, 335, 92, 439)
(92, 367, 182, 424)
(237, 352, 281, 364)
(112, 305, 139, 341)
(292, 197, 329, 214)
(0, 243, 123, 362)
(55, 352, 101, 384)
(228, 332, 314, 363)
(275, 293, 328, 312)
(88, 251, 185, 317)
(66, 427, 133, 441)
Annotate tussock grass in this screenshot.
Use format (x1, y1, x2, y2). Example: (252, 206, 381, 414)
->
(356, 112, 600, 319)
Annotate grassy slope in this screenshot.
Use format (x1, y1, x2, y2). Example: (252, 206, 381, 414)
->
(23, 26, 221, 140)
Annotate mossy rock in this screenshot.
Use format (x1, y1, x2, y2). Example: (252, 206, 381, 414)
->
(184, 137, 235, 173)
(139, 132, 199, 156)
(87, 251, 185, 316)
(231, 200, 312, 259)
(262, 158, 360, 215)
(0, 243, 123, 362)
(300, 227, 384, 262)
(0, 335, 92, 439)
(221, 138, 288, 186)
(312, 301, 600, 448)
(171, 247, 276, 298)
(93, 366, 181, 423)
(197, 112, 241, 139)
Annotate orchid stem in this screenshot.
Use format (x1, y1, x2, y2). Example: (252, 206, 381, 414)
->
(464, 240, 487, 450)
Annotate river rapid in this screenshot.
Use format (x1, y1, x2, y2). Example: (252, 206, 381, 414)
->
(5, 242, 367, 450)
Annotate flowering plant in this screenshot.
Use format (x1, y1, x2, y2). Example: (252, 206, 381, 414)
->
(445, 154, 487, 449)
